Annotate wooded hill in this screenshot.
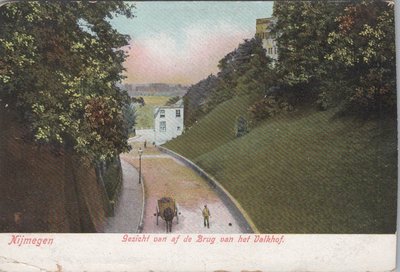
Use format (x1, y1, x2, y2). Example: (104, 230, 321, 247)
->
(165, 0, 397, 233)
(184, 0, 395, 129)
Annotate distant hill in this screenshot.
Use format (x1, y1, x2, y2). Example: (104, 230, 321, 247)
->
(121, 83, 188, 97)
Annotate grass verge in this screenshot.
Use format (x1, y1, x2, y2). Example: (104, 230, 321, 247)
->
(164, 97, 397, 233)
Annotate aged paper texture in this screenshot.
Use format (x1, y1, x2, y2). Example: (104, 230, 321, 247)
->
(0, 1, 398, 271)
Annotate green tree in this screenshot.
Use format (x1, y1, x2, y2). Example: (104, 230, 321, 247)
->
(205, 51, 238, 109)
(325, 0, 396, 114)
(234, 38, 273, 97)
(206, 38, 273, 111)
(184, 74, 218, 127)
(123, 102, 136, 135)
(0, 1, 134, 162)
(272, 1, 346, 105)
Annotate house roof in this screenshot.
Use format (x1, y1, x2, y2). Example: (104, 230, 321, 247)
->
(154, 99, 184, 118)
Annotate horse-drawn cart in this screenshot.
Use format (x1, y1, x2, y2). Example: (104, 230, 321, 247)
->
(155, 197, 179, 233)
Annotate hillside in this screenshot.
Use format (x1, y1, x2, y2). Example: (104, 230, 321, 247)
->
(164, 97, 397, 233)
(166, 96, 254, 158)
(122, 83, 187, 97)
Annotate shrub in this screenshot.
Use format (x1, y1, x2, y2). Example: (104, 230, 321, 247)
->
(249, 96, 293, 122)
(235, 116, 249, 137)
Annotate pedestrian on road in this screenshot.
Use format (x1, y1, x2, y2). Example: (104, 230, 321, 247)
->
(202, 205, 210, 228)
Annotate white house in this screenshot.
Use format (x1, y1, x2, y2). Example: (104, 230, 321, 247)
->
(154, 100, 184, 145)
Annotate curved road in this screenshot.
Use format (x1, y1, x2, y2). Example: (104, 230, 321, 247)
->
(121, 146, 243, 233)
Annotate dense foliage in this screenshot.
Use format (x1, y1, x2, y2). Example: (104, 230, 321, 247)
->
(0, 2, 135, 162)
(273, 0, 396, 114)
(122, 102, 136, 135)
(325, 0, 396, 113)
(184, 38, 274, 127)
(206, 37, 274, 111)
(183, 74, 218, 127)
(272, 1, 345, 104)
(184, 0, 395, 127)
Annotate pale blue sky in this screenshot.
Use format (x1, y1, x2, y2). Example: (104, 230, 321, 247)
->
(111, 2, 273, 84)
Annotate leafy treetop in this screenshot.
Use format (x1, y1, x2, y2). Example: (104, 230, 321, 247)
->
(0, 1, 135, 162)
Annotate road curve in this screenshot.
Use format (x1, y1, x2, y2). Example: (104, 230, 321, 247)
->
(121, 147, 243, 234)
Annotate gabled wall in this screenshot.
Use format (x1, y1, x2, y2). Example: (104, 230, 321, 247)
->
(154, 106, 184, 145)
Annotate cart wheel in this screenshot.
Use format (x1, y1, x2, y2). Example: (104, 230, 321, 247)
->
(175, 204, 179, 224)
(156, 207, 159, 225)
(175, 210, 179, 224)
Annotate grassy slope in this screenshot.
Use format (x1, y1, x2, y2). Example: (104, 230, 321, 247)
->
(166, 96, 253, 159)
(135, 96, 170, 128)
(164, 97, 397, 233)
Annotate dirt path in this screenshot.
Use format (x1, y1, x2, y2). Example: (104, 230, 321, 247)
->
(121, 147, 243, 233)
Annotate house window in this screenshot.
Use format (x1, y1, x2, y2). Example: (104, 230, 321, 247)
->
(160, 121, 166, 132)
(177, 126, 181, 131)
(160, 109, 165, 118)
(176, 109, 181, 118)
(160, 110, 165, 118)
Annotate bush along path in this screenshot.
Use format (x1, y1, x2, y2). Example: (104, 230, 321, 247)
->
(121, 146, 244, 233)
(103, 158, 144, 233)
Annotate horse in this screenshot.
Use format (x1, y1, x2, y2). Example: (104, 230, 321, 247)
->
(163, 206, 174, 233)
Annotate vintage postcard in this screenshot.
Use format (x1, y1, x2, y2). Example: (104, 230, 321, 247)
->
(0, 1, 397, 271)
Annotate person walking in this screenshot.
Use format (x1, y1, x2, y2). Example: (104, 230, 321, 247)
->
(202, 205, 211, 228)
